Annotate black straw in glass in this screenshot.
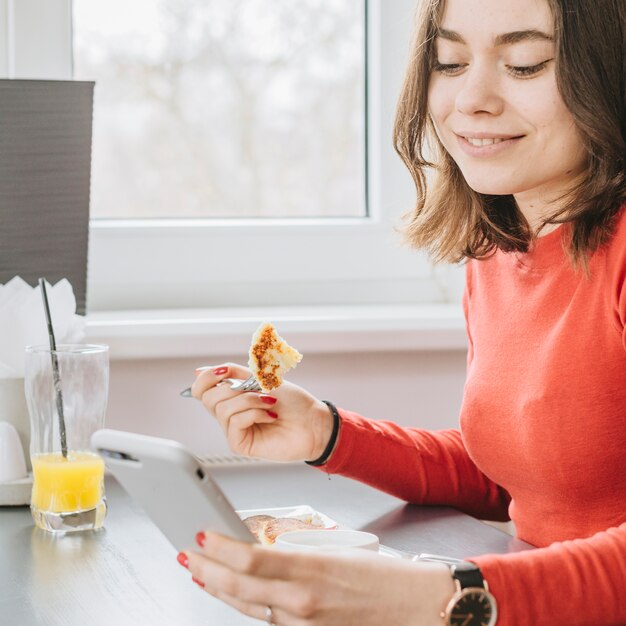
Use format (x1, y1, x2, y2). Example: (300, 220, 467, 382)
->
(38, 278, 68, 459)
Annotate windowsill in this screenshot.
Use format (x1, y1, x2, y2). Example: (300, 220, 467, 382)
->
(85, 304, 467, 360)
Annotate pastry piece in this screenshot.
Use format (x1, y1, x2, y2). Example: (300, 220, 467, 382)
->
(242, 514, 275, 541)
(242, 513, 328, 544)
(260, 517, 325, 545)
(248, 322, 303, 392)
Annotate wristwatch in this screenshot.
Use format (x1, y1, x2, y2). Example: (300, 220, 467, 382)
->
(441, 561, 498, 626)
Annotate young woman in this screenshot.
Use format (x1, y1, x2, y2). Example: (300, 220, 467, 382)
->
(183, 0, 626, 624)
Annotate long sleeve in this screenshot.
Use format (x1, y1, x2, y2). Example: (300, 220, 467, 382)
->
(324, 408, 511, 522)
(471, 521, 626, 625)
(460, 206, 626, 625)
(317, 207, 626, 625)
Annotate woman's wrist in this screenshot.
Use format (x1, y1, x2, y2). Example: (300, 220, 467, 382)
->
(415, 562, 457, 624)
(305, 400, 341, 466)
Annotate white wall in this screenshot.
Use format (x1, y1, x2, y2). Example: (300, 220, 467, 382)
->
(105, 349, 468, 457)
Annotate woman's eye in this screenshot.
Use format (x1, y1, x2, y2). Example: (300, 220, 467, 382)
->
(506, 59, 553, 78)
(432, 61, 466, 76)
(432, 58, 553, 78)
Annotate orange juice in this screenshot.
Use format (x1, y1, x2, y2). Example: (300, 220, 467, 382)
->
(31, 451, 105, 513)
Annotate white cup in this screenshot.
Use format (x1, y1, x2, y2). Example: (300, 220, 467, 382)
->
(0, 421, 28, 482)
(275, 529, 380, 553)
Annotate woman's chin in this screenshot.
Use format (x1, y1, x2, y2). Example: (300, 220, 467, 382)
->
(461, 176, 519, 196)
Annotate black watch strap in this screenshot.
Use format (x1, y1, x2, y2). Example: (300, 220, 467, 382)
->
(450, 561, 486, 589)
(443, 561, 497, 626)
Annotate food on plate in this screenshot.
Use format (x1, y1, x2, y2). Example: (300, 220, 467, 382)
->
(262, 517, 323, 545)
(242, 514, 275, 538)
(242, 514, 326, 545)
(248, 322, 303, 392)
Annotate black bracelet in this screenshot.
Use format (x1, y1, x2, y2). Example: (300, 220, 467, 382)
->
(305, 400, 341, 467)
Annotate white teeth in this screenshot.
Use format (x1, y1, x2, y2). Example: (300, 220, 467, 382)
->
(465, 137, 506, 146)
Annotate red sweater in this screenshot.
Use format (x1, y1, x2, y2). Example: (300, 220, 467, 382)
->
(325, 207, 626, 625)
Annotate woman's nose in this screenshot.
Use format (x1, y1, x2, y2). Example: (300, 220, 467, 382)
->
(454, 65, 503, 116)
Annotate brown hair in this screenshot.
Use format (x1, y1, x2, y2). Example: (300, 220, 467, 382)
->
(394, 0, 626, 267)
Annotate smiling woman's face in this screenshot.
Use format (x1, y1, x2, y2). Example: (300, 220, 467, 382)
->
(428, 0, 588, 217)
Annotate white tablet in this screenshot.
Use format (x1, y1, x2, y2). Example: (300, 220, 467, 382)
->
(91, 429, 256, 551)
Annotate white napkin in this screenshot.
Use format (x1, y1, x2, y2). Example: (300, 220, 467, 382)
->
(0, 277, 85, 378)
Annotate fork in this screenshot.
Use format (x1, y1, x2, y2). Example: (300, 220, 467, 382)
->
(179, 375, 262, 397)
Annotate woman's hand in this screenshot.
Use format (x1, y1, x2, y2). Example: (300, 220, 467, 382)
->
(180, 531, 455, 626)
(190, 363, 334, 463)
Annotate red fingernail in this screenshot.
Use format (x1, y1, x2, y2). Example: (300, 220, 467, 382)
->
(177, 552, 189, 568)
(192, 577, 205, 588)
(195, 531, 206, 547)
(260, 395, 277, 405)
(266, 410, 278, 419)
(212, 367, 228, 376)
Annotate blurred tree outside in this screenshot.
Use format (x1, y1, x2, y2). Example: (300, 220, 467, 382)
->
(73, 0, 366, 219)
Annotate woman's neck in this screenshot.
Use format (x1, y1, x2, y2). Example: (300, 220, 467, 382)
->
(513, 170, 586, 235)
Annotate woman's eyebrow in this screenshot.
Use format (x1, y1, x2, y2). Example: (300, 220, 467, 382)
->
(436, 28, 554, 46)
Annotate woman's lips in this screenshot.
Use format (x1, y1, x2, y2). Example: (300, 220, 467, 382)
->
(455, 133, 524, 157)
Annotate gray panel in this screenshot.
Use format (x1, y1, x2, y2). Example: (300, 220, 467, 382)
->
(0, 79, 94, 314)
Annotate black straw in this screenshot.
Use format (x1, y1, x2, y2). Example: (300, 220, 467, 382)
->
(38, 278, 68, 459)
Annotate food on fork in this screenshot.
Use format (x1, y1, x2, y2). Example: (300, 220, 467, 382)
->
(248, 322, 303, 392)
(242, 514, 326, 545)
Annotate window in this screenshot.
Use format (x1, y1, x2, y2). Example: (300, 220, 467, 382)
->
(73, 0, 367, 220)
(1, 0, 457, 314)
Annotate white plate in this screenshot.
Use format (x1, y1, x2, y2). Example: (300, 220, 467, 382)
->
(236, 504, 407, 558)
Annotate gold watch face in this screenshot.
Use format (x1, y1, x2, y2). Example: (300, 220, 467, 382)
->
(447, 588, 496, 626)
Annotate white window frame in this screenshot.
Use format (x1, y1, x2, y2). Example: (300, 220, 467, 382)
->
(1, 0, 462, 317)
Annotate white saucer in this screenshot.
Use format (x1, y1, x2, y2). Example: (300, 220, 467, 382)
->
(0, 472, 32, 506)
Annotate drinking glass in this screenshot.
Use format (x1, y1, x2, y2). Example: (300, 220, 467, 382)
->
(25, 344, 109, 532)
